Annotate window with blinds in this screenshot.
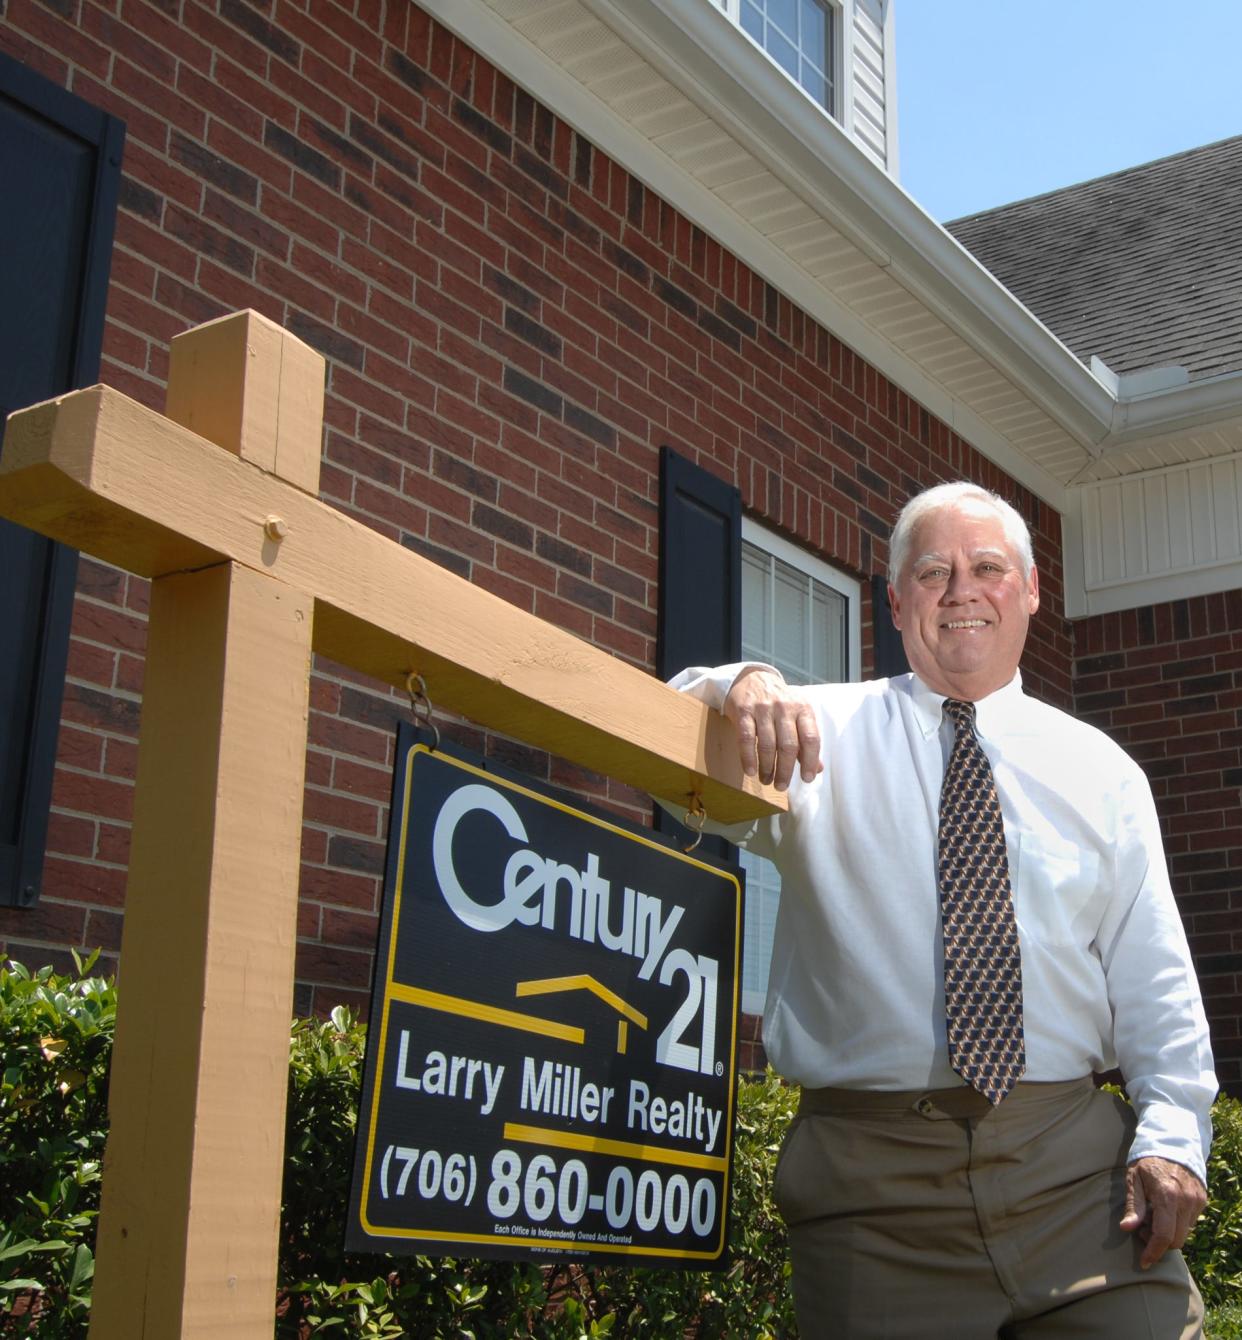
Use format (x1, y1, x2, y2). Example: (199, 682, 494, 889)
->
(738, 520, 859, 1013)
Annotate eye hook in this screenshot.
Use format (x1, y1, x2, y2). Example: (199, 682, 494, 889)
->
(405, 672, 441, 751)
(682, 794, 707, 853)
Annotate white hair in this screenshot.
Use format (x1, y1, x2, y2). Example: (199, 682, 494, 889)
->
(887, 481, 1034, 585)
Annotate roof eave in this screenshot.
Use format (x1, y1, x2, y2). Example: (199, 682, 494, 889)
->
(594, 0, 1242, 457)
(589, 0, 1118, 450)
(427, 0, 1242, 502)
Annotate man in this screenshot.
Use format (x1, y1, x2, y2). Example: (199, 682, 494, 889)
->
(671, 482, 1216, 1338)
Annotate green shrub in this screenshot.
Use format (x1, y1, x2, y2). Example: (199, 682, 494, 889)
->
(1185, 1091, 1242, 1309)
(2, 954, 1239, 1337)
(1206, 1299, 1242, 1340)
(0, 954, 113, 1337)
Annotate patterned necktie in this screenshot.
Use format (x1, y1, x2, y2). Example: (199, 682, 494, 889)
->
(938, 699, 1025, 1105)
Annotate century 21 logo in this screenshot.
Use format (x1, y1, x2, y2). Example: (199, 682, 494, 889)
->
(429, 783, 722, 1078)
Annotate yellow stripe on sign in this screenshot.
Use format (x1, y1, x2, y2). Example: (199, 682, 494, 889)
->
(389, 983, 585, 1044)
(503, 1122, 727, 1172)
(354, 1220, 722, 1260)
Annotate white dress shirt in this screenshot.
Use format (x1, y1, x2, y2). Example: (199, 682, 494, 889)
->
(671, 664, 1217, 1183)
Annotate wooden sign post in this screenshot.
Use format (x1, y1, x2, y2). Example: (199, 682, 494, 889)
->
(0, 310, 783, 1338)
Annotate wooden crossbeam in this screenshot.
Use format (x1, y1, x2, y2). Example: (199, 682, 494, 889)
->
(0, 377, 781, 825)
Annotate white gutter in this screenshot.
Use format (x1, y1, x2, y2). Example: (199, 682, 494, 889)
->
(1103, 369, 1242, 448)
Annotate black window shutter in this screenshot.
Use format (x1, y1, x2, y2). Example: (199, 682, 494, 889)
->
(656, 447, 741, 851)
(0, 52, 125, 906)
(657, 447, 741, 677)
(870, 573, 910, 679)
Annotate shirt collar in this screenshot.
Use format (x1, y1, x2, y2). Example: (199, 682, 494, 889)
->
(909, 670, 1026, 740)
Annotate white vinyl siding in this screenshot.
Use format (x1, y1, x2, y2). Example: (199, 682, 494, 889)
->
(738, 519, 860, 1014)
(849, 0, 893, 170)
(1066, 457, 1242, 616)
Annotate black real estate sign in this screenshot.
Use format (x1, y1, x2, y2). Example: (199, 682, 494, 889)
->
(347, 725, 744, 1269)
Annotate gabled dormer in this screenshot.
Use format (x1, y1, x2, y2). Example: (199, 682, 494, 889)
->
(712, 0, 898, 172)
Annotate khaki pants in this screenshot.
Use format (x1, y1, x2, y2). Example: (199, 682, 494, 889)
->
(774, 1077, 1202, 1339)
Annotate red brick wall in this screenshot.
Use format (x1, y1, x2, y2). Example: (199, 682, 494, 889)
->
(1075, 593, 1242, 1095)
(0, 0, 1067, 1030)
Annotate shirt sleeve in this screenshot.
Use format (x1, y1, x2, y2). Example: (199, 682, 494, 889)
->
(666, 662, 780, 710)
(1096, 762, 1217, 1185)
(660, 662, 785, 859)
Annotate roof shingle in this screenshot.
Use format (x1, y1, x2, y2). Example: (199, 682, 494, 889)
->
(946, 136, 1242, 383)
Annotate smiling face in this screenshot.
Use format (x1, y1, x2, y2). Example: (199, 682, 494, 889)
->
(888, 499, 1040, 701)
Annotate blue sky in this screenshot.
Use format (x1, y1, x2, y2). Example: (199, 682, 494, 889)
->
(895, 1, 1242, 222)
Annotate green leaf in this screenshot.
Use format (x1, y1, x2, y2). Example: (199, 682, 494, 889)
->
(69, 1242, 95, 1291)
(0, 1236, 40, 1262)
(0, 1236, 72, 1259)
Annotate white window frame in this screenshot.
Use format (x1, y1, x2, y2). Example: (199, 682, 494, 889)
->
(715, 0, 848, 125)
(741, 517, 862, 681)
(738, 518, 860, 1014)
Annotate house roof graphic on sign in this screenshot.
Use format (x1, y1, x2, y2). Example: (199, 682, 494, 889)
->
(516, 974, 649, 1055)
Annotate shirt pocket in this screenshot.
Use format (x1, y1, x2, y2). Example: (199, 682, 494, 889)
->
(1012, 831, 1102, 948)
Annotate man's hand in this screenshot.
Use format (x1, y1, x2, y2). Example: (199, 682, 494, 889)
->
(723, 668, 822, 792)
(1120, 1156, 1207, 1269)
